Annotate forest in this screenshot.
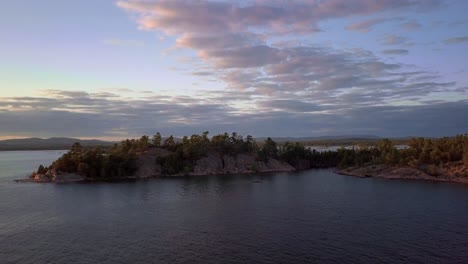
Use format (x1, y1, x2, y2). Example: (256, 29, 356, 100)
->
(35, 132, 468, 179)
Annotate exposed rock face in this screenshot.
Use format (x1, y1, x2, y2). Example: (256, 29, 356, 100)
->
(191, 152, 224, 175)
(132, 147, 172, 178)
(254, 157, 296, 173)
(191, 152, 295, 176)
(337, 163, 468, 184)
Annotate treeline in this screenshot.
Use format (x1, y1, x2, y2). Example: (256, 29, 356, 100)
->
(336, 135, 468, 172)
(36, 132, 468, 178)
(295, 138, 411, 147)
(156, 133, 347, 174)
(156, 132, 257, 175)
(37, 139, 143, 179)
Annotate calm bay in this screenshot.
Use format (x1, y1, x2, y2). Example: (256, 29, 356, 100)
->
(1, 150, 467, 263)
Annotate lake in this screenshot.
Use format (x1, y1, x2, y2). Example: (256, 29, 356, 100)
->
(1, 150, 467, 263)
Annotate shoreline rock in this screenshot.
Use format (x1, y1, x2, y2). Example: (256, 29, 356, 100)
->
(336, 163, 468, 184)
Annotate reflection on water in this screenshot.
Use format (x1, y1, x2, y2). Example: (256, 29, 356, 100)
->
(1, 151, 467, 264)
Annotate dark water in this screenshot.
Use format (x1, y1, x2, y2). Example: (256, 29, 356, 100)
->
(1, 151, 467, 264)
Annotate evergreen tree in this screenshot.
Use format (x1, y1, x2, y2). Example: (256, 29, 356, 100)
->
(152, 132, 162, 147)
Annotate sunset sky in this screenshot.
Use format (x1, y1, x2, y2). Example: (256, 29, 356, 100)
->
(0, 0, 467, 140)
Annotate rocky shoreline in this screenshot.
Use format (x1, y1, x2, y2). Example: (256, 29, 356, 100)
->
(336, 163, 468, 184)
(16, 148, 296, 183)
(16, 145, 468, 184)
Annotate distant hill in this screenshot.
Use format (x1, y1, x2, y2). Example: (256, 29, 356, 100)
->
(261, 135, 381, 142)
(0, 135, 414, 151)
(257, 135, 412, 146)
(0, 137, 114, 151)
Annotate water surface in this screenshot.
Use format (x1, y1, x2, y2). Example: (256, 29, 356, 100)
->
(1, 151, 467, 263)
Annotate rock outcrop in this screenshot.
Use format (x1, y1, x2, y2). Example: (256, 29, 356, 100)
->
(19, 169, 85, 183)
(132, 147, 172, 178)
(132, 150, 295, 177)
(190, 152, 295, 176)
(337, 162, 468, 184)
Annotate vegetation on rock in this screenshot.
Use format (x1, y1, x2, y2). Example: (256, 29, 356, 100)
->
(33, 132, 468, 180)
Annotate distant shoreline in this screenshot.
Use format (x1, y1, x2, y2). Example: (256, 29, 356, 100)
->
(0, 137, 114, 151)
(0, 136, 413, 152)
(0, 149, 69, 152)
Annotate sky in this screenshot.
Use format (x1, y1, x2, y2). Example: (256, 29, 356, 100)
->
(0, 0, 467, 140)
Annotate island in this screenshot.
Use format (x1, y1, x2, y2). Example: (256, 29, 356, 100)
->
(336, 136, 468, 184)
(18, 132, 468, 184)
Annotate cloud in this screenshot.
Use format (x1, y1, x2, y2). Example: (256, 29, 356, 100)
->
(113, 0, 462, 112)
(2, 0, 446, 139)
(2, 0, 465, 139)
(117, 0, 438, 35)
(117, 0, 442, 105)
(382, 49, 409, 55)
(444, 36, 468, 44)
(345, 18, 394, 33)
(176, 33, 261, 50)
(257, 100, 325, 113)
(0, 92, 466, 138)
(0, 91, 235, 138)
(199, 45, 283, 68)
(400, 21, 422, 30)
(380, 35, 409, 45)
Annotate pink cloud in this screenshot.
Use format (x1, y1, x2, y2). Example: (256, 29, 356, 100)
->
(345, 18, 395, 33)
(117, 0, 437, 36)
(117, 0, 449, 106)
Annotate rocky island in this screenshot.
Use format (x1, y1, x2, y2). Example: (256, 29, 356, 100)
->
(26, 148, 296, 183)
(21, 132, 333, 183)
(19, 132, 468, 184)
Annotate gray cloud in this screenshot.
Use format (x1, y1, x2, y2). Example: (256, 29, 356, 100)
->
(382, 49, 409, 55)
(444, 36, 468, 44)
(257, 100, 325, 113)
(380, 35, 409, 45)
(401, 21, 422, 30)
(0, 91, 236, 138)
(0, 93, 466, 138)
(200, 45, 284, 68)
(4, 0, 460, 139)
(345, 18, 395, 33)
